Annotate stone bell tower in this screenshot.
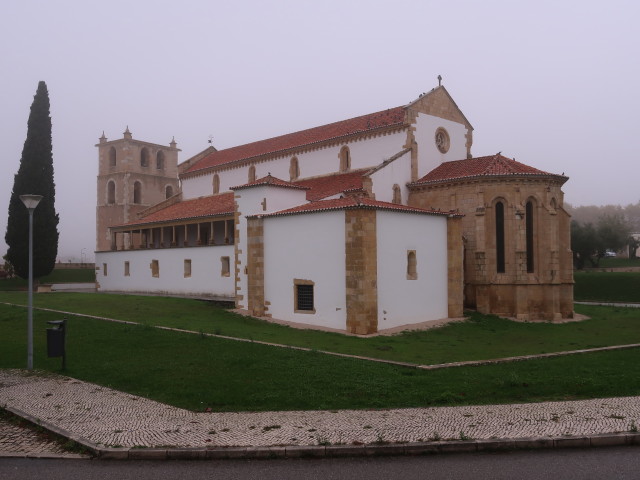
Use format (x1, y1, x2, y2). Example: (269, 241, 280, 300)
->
(96, 128, 180, 251)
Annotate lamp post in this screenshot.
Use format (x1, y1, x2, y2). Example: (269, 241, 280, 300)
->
(20, 194, 43, 370)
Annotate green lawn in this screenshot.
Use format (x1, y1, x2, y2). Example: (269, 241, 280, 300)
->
(592, 257, 640, 269)
(574, 271, 640, 303)
(1, 304, 639, 412)
(0, 291, 639, 366)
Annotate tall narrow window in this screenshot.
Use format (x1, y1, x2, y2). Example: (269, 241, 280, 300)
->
(107, 180, 116, 204)
(165, 185, 173, 199)
(103, 263, 108, 276)
(109, 147, 117, 167)
(339, 146, 351, 172)
(156, 151, 165, 169)
(526, 200, 535, 273)
(294, 279, 315, 313)
(221, 256, 230, 277)
(184, 259, 192, 278)
(151, 259, 159, 278)
(392, 184, 402, 204)
(248, 165, 256, 183)
(495, 201, 505, 273)
(124, 261, 130, 276)
(407, 250, 417, 280)
(290, 156, 300, 181)
(133, 181, 142, 204)
(213, 174, 220, 194)
(140, 148, 149, 167)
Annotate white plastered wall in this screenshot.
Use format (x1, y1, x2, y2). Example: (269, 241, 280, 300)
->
(376, 210, 449, 329)
(235, 185, 308, 309)
(262, 211, 347, 330)
(96, 245, 235, 297)
(180, 130, 407, 200)
(369, 150, 413, 204)
(414, 114, 468, 178)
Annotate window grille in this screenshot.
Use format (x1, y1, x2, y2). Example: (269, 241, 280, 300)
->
(296, 284, 314, 311)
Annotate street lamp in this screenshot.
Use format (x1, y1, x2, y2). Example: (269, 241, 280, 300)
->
(20, 194, 43, 370)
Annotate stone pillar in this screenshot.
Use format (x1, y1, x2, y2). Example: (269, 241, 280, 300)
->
(246, 217, 265, 317)
(447, 216, 464, 318)
(345, 208, 378, 335)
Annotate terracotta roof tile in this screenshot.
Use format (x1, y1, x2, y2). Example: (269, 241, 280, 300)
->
(183, 106, 407, 174)
(231, 174, 309, 191)
(252, 196, 459, 218)
(294, 170, 368, 201)
(115, 192, 235, 228)
(411, 154, 567, 186)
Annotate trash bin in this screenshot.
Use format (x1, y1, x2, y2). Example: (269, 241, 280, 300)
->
(46, 319, 66, 368)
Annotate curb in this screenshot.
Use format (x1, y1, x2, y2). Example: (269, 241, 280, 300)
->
(4, 404, 639, 460)
(94, 433, 640, 460)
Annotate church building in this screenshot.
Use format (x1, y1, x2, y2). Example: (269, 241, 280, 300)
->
(95, 85, 573, 334)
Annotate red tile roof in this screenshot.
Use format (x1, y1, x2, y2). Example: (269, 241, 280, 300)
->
(231, 174, 309, 191)
(294, 169, 369, 201)
(251, 196, 460, 218)
(183, 106, 407, 175)
(410, 154, 567, 186)
(114, 192, 235, 228)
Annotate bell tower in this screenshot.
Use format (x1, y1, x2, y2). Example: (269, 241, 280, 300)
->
(96, 128, 180, 251)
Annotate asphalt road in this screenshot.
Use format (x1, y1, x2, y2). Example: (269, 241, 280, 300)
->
(2, 446, 639, 480)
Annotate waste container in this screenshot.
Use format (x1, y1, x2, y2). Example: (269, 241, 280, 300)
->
(46, 319, 66, 368)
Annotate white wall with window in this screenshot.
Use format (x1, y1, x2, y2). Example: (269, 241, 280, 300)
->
(96, 245, 235, 298)
(414, 114, 468, 178)
(263, 211, 346, 330)
(376, 210, 449, 329)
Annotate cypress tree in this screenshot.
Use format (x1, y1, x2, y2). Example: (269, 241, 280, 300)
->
(5, 81, 59, 279)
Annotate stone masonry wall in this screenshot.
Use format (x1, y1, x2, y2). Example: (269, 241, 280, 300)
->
(345, 209, 378, 334)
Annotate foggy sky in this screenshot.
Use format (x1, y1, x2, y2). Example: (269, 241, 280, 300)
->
(1, 0, 638, 262)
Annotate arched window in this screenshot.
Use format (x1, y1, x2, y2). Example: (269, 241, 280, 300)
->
(133, 181, 142, 204)
(140, 148, 149, 167)
(339, 146, 351, 173)
(407, 250, 417, 280)
(290, 157, 300, 181)
(107, 180, 116, 204)
(495, 201, 505, 273)
(392, 184, 402, 204)
(213, 174, 220, 194)
(526, 200, 535, 273)
(109, 147, 117, 167)
(248, 165, 256, 183)
(165, 185, 173, 199)
(156, 151, 165, 169)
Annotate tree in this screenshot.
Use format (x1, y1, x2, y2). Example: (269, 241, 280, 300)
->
(571, 214, 632, 269)
(5, 81, 59, 279)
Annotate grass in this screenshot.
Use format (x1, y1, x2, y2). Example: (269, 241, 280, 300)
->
(1, 304, 639, 412)
(574, 271, 640, 303)
(0, 291, 639, 366)
(0, 268, 95, 290)
(590, 257, 640, 269)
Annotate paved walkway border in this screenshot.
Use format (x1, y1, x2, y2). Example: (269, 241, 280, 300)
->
(2, 302, 640, 372)
(3, 402, 639, 460)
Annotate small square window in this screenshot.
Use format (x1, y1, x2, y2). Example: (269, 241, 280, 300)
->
(184, 259, 192, 278)
(124, 261, 130, 276)
(294, 279, 315, 314)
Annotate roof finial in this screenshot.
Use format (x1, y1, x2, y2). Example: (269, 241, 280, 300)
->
(123, 126, 132, 139)
(437, 75, 442, 87)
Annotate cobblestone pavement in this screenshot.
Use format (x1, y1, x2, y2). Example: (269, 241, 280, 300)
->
(0, 416, 82, 458)
(1, 370, 639, 451)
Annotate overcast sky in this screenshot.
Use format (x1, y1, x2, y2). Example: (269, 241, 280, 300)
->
(1, 0, 638, 262)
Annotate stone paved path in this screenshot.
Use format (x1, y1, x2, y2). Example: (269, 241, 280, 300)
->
(0, 416, 83, 458)
(1, 370, 639, 450)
